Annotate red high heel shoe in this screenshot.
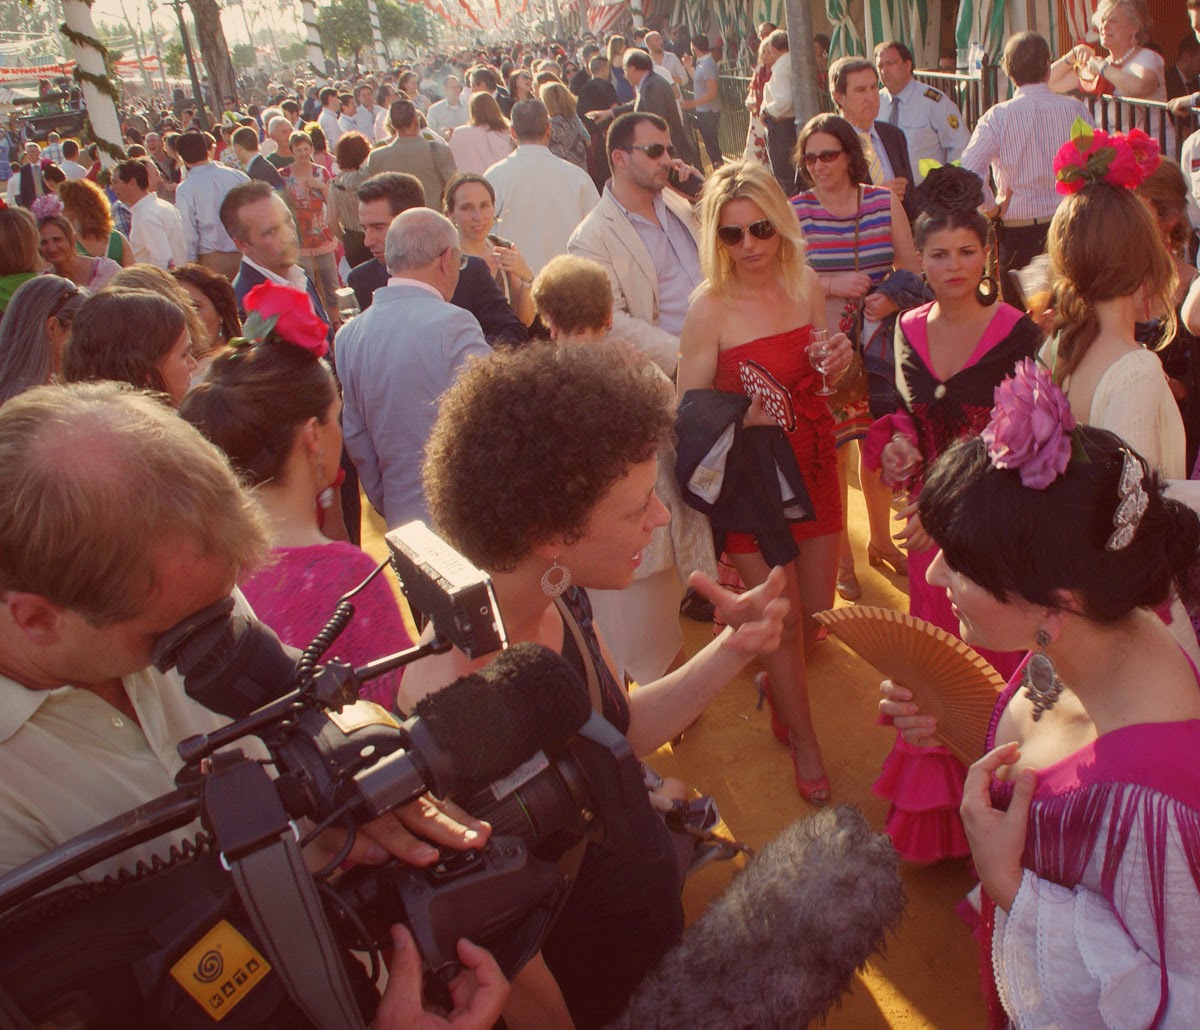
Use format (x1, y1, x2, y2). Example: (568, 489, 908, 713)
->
(792, 749, 832, 807)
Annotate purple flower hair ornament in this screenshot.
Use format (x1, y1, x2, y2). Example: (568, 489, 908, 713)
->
(980, 358, 1078, 489)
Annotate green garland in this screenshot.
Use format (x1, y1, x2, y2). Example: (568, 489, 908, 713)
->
(58, 18, 126, 162)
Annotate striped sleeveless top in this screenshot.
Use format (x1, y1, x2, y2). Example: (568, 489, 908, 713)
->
(791, 185, 895, 285)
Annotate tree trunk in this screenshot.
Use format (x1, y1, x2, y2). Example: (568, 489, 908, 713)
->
(186, 0, 239, 106)
(61, 0, 124, 167)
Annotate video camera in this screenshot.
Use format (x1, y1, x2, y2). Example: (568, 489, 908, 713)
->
(0, 523, 659, 1030)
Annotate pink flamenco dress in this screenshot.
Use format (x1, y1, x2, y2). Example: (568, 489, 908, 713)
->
(864, 301, 1041, 863)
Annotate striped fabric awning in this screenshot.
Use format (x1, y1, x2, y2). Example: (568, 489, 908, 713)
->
(826, 0, 863, 58)
(955, 0, 1007, 65)
(587, 0, 627, 34)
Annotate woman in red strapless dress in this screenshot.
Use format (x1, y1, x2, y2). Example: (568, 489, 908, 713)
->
(678, 161, 854, 804)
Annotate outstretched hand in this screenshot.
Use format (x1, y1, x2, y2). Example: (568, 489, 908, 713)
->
(371, 925, 509, 1030)
(961, 741, 1036, 912)
(688, 566, 787, 656)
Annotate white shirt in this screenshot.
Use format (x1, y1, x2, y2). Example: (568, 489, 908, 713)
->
(654, 49, 688, 87)
(129, 191, 187, 269)
(485, 144, 600, 275)
(426, 96, 467, 139)
(878, 77, 969, 182)
(60, 159, 89, 180)
(318, 107, 344, 149)
(960, 83, 1094, 220)
(240, 254, 311, 292)
(342, 105, 376, 142)
(761, 58, 793, 120)
(374, 105, 393, 142)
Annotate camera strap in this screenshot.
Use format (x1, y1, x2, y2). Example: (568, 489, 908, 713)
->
(205, 757, 365, 1030)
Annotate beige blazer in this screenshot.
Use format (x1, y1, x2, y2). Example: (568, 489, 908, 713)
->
(567, 186, 700, 375)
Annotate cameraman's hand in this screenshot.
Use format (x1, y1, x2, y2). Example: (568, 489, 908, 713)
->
(372, 925, 509, 1030)
(317, 794, 491, 867)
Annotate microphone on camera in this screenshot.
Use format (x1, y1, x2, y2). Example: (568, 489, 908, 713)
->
(609, 806, 906, 1030)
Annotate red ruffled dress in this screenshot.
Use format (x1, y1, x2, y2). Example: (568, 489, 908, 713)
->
(712, 326, 843, 550)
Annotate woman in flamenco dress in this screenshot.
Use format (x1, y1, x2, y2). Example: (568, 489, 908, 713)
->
(864, 165, 1042, 863)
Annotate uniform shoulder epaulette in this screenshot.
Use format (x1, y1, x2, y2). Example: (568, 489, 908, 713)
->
(924, 86, 943, 102)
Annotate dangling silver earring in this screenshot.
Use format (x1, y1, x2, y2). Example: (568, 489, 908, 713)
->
(541, 558, 572, 597)
(1022, 628, 1063, 721)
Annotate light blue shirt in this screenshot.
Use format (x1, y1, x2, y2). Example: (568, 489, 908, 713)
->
(607, 184, 701, 337)
(692, 54, 721, 113)
(174, 160, 250, 260)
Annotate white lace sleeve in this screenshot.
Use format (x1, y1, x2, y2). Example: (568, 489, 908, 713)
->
(1089, 349, 1186, 479)
(993, 809, 1200, 1028)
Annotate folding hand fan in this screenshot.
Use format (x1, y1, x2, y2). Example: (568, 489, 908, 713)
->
(813, 606, 1006, 765)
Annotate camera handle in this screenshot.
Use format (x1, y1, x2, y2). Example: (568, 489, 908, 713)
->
(205, 753, 365, 1030)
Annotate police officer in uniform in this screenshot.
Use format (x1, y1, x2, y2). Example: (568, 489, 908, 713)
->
(876, 41, 969, 183)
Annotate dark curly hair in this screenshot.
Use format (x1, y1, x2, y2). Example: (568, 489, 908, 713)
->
(424, 341, 673, 571)
(793, 115, 870, 190)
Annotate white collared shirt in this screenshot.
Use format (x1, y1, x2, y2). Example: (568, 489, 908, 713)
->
(241, 254, 311, 291)
(386, 276, 442, 299)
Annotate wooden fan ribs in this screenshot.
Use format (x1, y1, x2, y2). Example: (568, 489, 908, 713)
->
(812, 606, 1005, 765)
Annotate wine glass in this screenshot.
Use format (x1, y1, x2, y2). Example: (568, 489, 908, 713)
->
(885, 433, 922, 509)
(807, 329, 835, 397)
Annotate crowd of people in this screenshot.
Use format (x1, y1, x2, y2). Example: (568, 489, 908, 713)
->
(3, 6, 1200, 1026)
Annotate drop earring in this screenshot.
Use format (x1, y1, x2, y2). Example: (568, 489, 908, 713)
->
(541, 558, 572, 597)
(316, 447, 334, 510)
(1022, 628, 1063, 721)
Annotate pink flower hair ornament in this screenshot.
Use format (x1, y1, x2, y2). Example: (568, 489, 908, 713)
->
(31, 194, 64, 221)
(980, 358, 1081, 489)
(1054, 118, 1160, 195)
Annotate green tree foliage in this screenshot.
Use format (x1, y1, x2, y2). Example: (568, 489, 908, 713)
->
(232, 41, 257, 71)
(317, 0, 429, 66)
(164, 39, 185, 77)
(279, 40, 306, 64)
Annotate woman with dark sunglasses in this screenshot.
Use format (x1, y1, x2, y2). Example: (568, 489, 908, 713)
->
(791, 113, 920, 603)
(677, 160, 853, 805)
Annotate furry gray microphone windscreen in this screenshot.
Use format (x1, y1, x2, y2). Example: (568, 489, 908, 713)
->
(608, 805, 906, 1029)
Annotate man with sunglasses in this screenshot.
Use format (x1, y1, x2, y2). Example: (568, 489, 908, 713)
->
(568, 112, 702, 375)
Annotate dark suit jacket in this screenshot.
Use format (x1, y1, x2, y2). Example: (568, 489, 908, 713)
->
(347, 256, 529, 347)
(617, 72, 696, 166)
(232, 260, 333, 344)
(18, 164, 44, 209)
(246, 153, 284, 189)
(874, 120, 918, 222)
(576, 77, 619, 116)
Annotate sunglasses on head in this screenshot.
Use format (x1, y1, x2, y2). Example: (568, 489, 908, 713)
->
(716, 218, 777, 246)
(47, 283, 79, 320)
(623, 142, 675, 159)
(802, 148, 844, 166)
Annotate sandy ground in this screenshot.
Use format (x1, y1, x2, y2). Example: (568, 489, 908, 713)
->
(360, 483, 986, 1028)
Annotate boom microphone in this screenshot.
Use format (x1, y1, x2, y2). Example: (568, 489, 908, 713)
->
(609, 806, 906, 1030)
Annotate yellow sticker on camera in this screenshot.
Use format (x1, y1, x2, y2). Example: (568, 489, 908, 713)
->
(170, 919, 271, 1021)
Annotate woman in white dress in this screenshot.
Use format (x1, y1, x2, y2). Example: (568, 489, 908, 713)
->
(1045, 128, 1200, 660)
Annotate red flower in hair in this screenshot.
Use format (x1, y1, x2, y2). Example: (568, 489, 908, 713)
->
(1124, 127, 1162, 176)
(243, 282, 329, 357)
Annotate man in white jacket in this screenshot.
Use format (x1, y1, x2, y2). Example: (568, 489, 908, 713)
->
(568, 111, 702, 375)
(484, 99, 599, 276)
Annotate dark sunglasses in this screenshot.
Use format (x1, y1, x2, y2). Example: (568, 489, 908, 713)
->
(624, 142, 675, 159)
(716, 218, 777, 246)
(47, 283, 79, 320)
(802, 148, 844, 166)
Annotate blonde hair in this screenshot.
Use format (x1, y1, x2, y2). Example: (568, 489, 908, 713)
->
(697, 160, 808, 302)
(0, 381, 269, 624)
(1048, 182, 1176, 381)
(1093, 0, 1151, 44)
(0, 207, 39, 276)
(539, 81, 578, 119)
(104, 263, 211, 354)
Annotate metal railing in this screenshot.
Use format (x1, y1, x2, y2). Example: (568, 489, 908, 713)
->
(1081, 93, 1186, 162)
